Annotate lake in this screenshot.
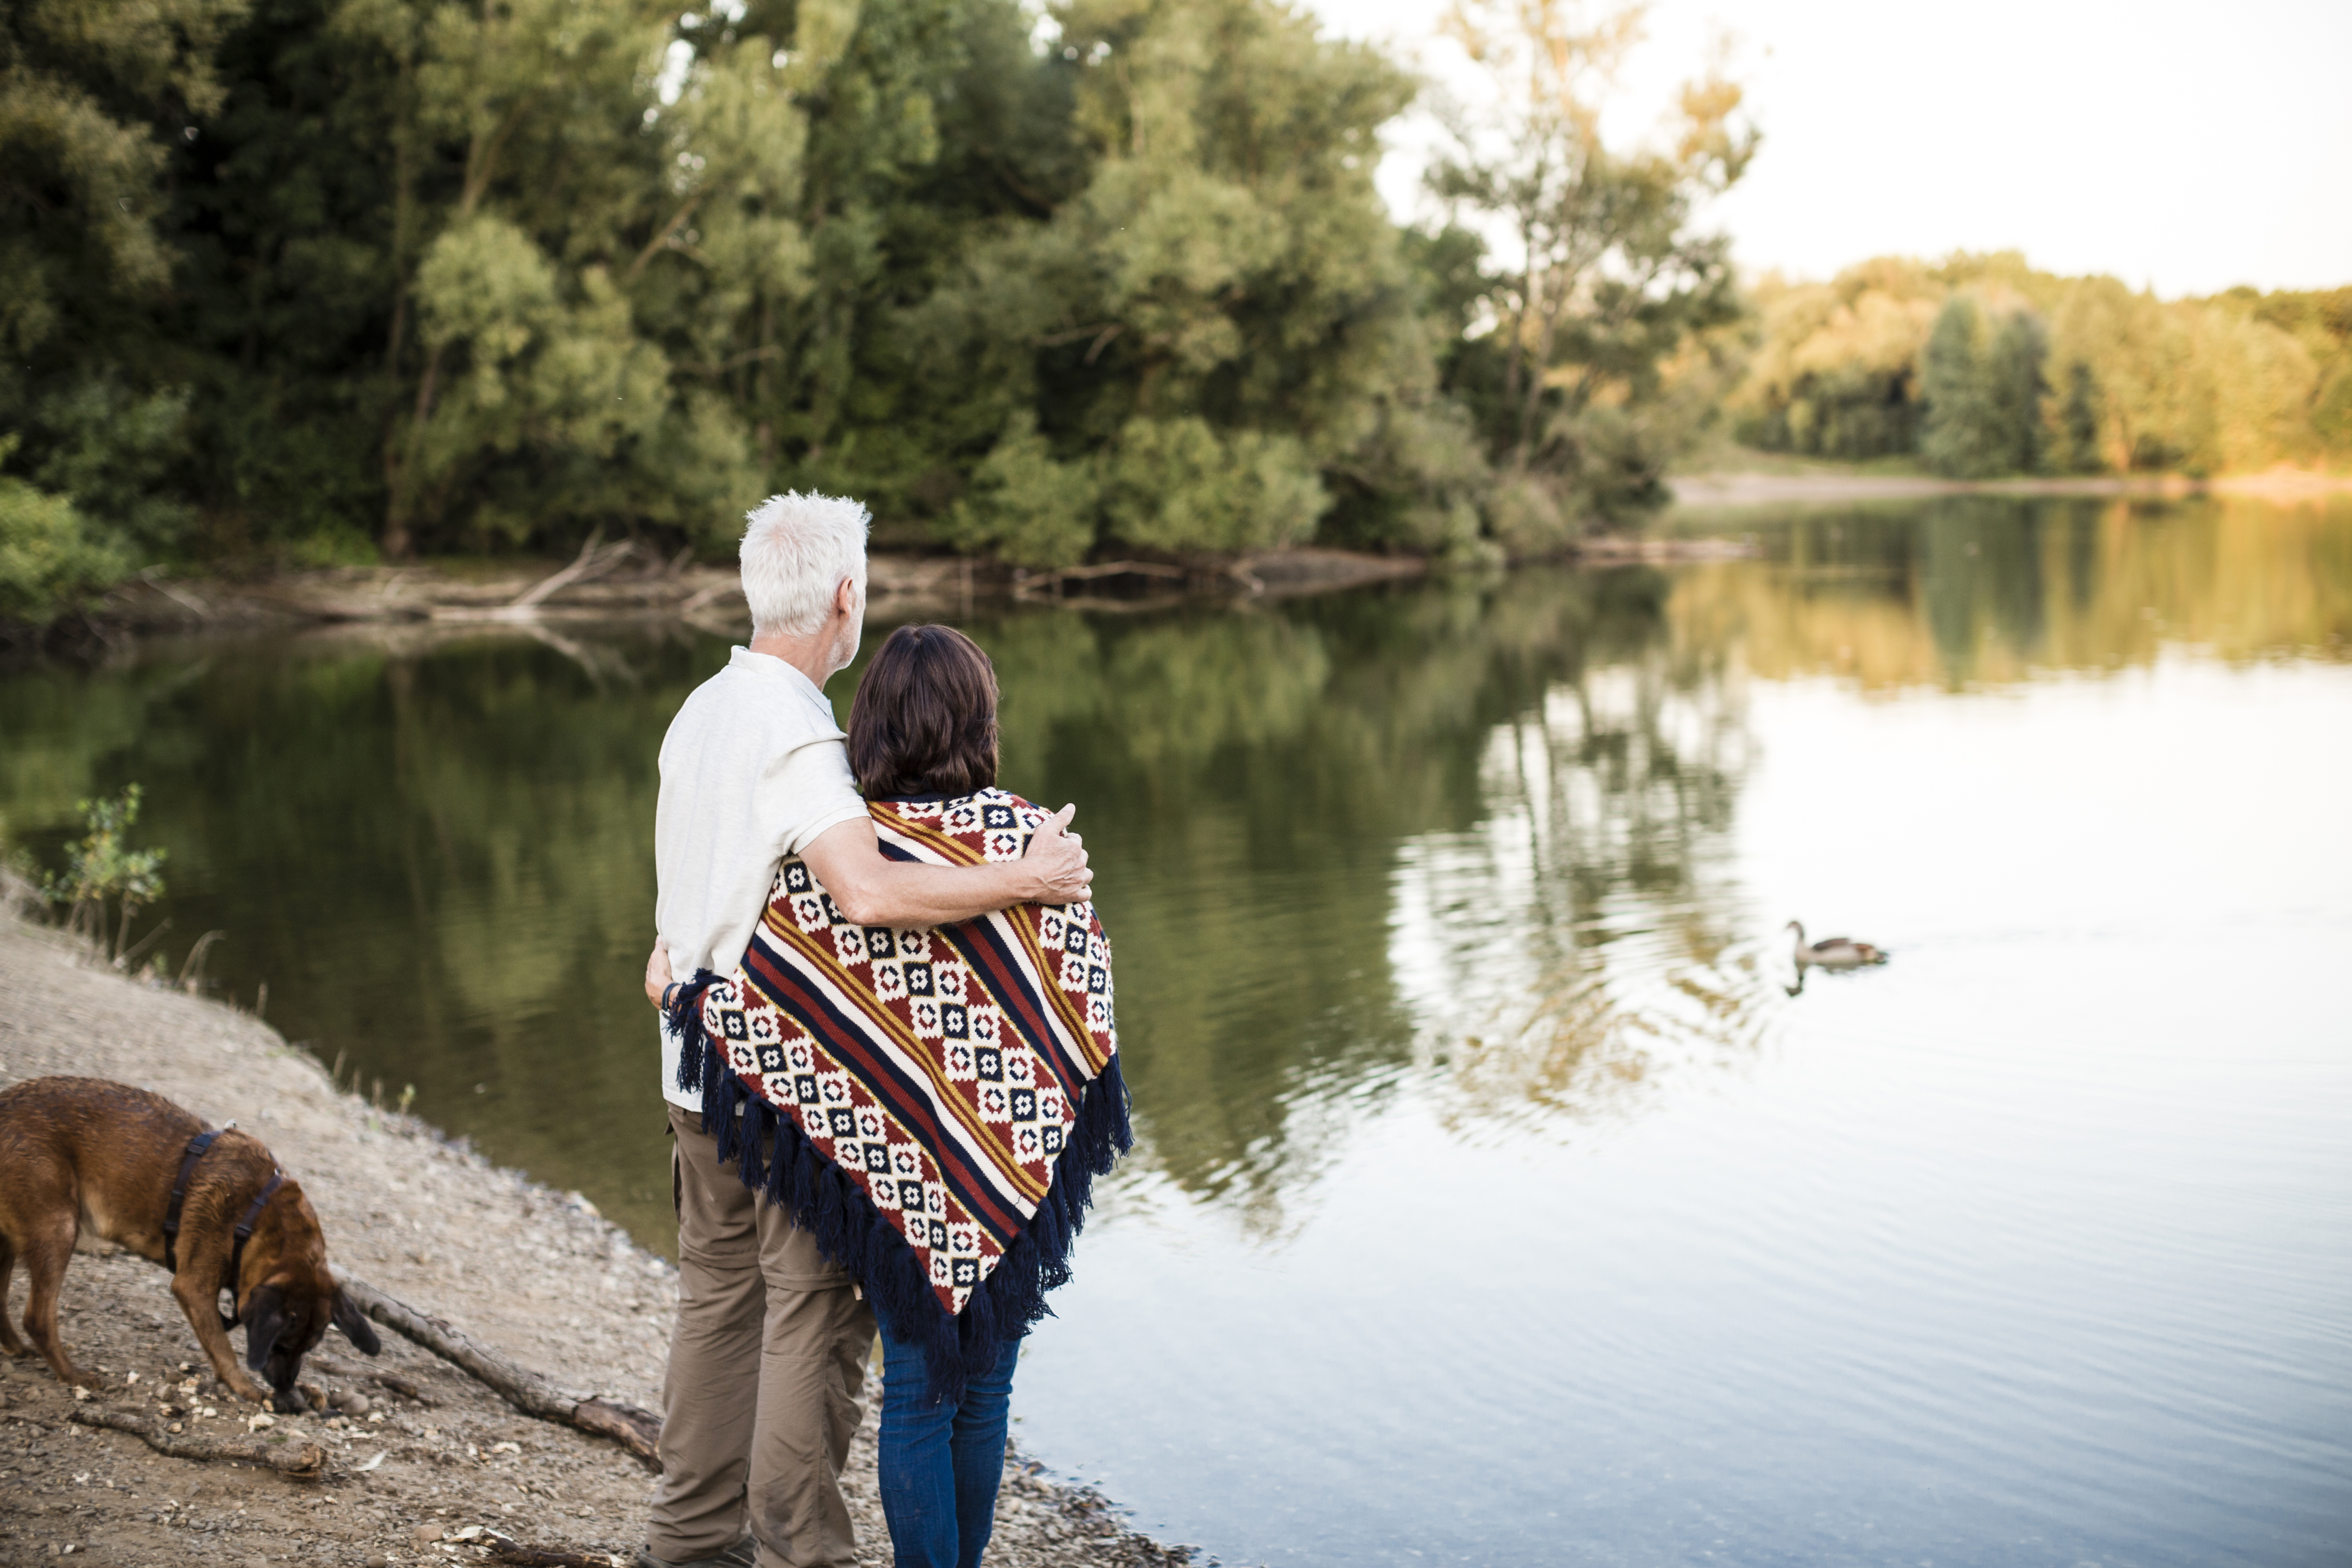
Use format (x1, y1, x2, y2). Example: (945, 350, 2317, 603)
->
(4, 492, 2348, 1566)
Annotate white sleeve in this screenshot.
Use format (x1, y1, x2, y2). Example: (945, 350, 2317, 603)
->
(764, 736, 870, 857)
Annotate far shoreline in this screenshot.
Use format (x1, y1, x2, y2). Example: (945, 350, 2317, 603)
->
(1665, 466, 2352, 509)
(3, 540, 1726, 655)
(12, 464, 2342, 654)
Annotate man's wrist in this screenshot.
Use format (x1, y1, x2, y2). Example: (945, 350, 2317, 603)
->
(1008, 861, 1054, 904)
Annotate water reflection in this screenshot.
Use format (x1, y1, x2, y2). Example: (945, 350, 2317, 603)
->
(1670, 492, 2352, 688)
(0, 495, 2346, 1254)
(1008, 567, 1762, 1231)
(1388, 617, 1767, 1141)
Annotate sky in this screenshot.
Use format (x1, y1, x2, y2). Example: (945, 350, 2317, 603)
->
(1300, 0, 2352, 298)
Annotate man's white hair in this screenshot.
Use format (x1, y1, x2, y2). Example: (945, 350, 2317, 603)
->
(739, 491, 871, 637)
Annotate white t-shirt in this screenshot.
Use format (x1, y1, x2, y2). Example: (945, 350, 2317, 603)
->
(654, 646, 869, 1109)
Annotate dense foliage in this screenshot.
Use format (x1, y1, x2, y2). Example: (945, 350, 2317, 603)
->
(0, 0, 1752, 619)
(1425, 0, 1753, 550)
(1733, 254, 2352, 478)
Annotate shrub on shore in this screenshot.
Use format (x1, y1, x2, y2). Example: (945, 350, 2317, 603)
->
(0, 458, 134, 628)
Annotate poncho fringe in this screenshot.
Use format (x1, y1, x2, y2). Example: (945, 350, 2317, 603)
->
(664, 952, 1131, 1403)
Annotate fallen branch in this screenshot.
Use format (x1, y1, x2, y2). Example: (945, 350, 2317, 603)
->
(440, 1525, 620, 1566)
(70, 1406, 325, 1477)
(1011, 560, 1191, 601)
(678, 581, 740, 615)
(490, 1534, 621, 1566)
(508, 532, 638, 611)
(137, 567, 214, 620)
(339, 1278, 661, 1470)
(308, 1353, 438, 1407)
(1044, 560, 1189, 582)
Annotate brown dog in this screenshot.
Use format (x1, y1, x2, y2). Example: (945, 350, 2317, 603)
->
(0, 1075, 380, 1411)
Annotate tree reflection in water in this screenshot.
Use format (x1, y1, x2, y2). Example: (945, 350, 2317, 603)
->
(0, 493, 2344, 1250)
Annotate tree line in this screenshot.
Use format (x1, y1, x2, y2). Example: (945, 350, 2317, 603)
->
(7, 1, 2345, 633)
(0, 0, 1752, 625)
(1732, 254, 2352, 479)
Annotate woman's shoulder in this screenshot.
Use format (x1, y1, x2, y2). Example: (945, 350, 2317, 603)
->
(868, 787, 1051, 839)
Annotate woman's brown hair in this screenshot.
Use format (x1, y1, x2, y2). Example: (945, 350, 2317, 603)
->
(847, 624, 1000, 799)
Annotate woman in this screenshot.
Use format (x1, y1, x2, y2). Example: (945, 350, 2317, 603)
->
(650, 624, 1129, 1568)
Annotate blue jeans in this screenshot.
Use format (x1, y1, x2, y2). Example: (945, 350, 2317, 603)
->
(875, 1326, 1022, 1568)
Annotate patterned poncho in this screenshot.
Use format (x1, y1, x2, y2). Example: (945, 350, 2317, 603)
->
(666, 788, 1130, 1398)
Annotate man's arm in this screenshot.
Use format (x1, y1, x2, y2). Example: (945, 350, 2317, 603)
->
(643, 804, 1093, 1004)
(800, 802, 1091, 929)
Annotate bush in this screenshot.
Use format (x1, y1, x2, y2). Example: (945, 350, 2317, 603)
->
(1100, 418, 1329, 556)
(1485, 473, 1572, 556)
(0, 455, 134, 625)
(942, 413, 1099, 570)
(41, 784, 167, 963)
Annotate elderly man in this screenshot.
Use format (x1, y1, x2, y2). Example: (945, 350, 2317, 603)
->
(639, 492, 1090, 1568)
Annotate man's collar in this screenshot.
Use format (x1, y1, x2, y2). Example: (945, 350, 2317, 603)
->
(730, 644, 825, 698)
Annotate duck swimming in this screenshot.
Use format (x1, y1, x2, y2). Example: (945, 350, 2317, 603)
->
(1787, 920, 1889, 969)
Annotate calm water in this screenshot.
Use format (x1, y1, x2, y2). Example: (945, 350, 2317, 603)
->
(4, 494, 2349, 1565)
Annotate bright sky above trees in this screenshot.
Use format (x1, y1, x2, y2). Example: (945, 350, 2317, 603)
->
(1312, 0, 2352, 297)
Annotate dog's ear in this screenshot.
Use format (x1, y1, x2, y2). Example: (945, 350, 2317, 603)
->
(243, 1286, 289, 1374)
(330, 1288, 382, 1356)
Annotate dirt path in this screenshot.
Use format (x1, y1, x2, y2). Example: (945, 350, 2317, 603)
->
(0, 902, 1189, 1568)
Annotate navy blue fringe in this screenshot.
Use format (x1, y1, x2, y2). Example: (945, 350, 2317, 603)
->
(666, 969, 731, 1098)
(664, 966, 1133, 1403)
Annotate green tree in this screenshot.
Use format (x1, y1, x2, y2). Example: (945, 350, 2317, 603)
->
(907, 0, 1465, 560)
(0, 0, 251, 561)
(1920, 294, 2046, 478)
(1737, 258, 2344, 478)
(1427, 0, 1755, 542)
(1729, 260, 1940, 459)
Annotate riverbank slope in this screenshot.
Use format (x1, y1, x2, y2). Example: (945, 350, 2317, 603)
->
(0, 898, 1186, 1568)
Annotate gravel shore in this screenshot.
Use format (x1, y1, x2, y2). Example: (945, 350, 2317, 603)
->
(0, 900, 1188, 1568)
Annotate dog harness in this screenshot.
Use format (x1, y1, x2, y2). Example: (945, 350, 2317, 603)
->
(161, 1127, 285, 1329)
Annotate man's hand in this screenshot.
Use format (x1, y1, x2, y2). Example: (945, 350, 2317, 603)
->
(1021, 803, 1093, 904)
(645, 937, 675, 1007)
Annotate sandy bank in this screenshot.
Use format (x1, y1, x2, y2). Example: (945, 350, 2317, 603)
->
(0, 899, 1189, 1568)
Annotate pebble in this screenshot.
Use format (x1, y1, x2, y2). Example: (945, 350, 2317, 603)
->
(412, 1522, 444, 1542)
(365, 1557, 390, 1568)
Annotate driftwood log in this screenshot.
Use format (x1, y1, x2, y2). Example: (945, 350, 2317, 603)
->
(422, 1526, 621, 1566)
(480, 1530, 622, 1567)
(69, 1405, 327, 1477)
(339, 1278, 661, 1469)
(308, 1351, 439, 1406)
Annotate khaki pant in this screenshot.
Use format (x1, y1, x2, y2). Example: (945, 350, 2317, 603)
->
(651, 1105, 877, 1568)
